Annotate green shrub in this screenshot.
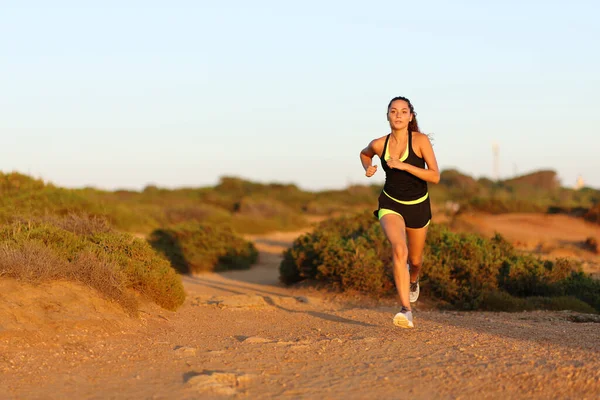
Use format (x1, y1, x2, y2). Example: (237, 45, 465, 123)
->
(280, 211, 395, 295)
(427, 227, 599, 311)
(148, 223, 258, 274)
(423, 228, 511, 309)
(551, 272, 600, 312)
(280, 211, 600, 312)
(87, 232, 186, 311)
(0, 217, 185, 313)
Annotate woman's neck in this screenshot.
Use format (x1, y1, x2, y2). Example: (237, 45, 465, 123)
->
(391, 127, 408, 142)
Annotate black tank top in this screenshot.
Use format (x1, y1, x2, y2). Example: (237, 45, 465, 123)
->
(381, 131, 428, 201)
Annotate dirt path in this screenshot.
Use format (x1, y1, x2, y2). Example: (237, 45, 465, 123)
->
(1, 230, 600, 399)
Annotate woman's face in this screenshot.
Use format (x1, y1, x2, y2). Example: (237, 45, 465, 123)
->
(387, 100, 412, 130)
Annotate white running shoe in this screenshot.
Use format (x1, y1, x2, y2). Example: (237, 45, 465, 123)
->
(409, 279, 420, 303)
(393, 309, 414, 328)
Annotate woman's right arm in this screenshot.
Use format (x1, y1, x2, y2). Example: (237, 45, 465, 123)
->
(360, 139, 379, 177)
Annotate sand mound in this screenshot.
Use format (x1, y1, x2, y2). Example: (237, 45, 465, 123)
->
(0, 278, 132, 335)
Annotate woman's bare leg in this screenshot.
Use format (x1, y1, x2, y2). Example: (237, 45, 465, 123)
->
(379, 214, 410, 309)
(406, 225, 429, 283)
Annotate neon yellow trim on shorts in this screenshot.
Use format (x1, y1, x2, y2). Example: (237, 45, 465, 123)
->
(383, 190, 429, 205)
(378, 211, 431, 229)
(384, 135, 409, 162)
(378, 208, 401, 219)
(409, 219, 431, 229)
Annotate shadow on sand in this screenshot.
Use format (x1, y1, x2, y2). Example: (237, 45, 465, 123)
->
(185, 275, 378, 328)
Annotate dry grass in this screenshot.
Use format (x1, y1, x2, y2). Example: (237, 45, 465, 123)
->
(44, 213, 113, 235)
(0, 240, 66, 282)
(0, 215, 184, 314)
(0, 240, 138, 313)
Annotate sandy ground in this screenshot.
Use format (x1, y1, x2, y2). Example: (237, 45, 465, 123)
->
(1, 216, 600, 399)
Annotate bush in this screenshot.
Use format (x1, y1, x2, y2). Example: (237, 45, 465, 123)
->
(0, 217, 185, 313)
(423, 228, 510, 309)
(552, 272, 600, 312)
(280, 211, 395, 295)
(148, 223, 258, 274)
(87, 232, 186, 311)
(280, 211, 600, 312)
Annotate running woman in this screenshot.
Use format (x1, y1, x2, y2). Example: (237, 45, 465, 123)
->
(359, 96, 440, 328)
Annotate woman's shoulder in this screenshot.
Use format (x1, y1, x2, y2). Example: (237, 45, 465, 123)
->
(368, 134, 389, 157)
(371, 134, 389, 145)
(412, 131, 432, 144)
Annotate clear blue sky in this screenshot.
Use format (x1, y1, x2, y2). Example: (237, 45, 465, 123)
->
(2, 1, 599, 191)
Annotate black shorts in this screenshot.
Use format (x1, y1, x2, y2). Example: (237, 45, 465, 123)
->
(373, 191, 432, 229)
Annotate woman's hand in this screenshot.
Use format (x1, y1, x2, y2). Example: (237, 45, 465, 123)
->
(386, 158, 407, 171)
(365, 165, 378, 177)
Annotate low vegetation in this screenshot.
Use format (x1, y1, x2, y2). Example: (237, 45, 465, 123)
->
(280, 212, 600, 313)
(438, 169, 599, 217)
(1, 171, 599, 237)
(148, 223, 258, 274)
(0, 215, 185, 314)
(1, 170, 598, 316)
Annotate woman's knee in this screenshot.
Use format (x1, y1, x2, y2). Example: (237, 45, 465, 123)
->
(392, 243, 408, 260)
(408, 255, 423, 268)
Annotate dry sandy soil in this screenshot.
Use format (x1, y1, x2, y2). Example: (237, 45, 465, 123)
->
(1, 214, 599, 399)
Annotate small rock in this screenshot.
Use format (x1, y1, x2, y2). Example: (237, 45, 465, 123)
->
(173, 346, 197, 356)
(568, 314, 600, 323)
(243, 336, 272, 344)
(357, 337, 378, 343)
(186, 371, 256, 395)
(289, 344, 310, 350)
(187, 372, 237, 395)
(236, 373, 257, 388)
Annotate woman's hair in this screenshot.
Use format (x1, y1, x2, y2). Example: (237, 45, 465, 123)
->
(387, 96, 420, 133)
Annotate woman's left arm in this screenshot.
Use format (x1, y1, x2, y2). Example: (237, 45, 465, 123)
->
(388, 134, 440, 184)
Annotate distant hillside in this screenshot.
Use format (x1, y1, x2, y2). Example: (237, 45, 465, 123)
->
(434, 168, 599, 217)
(502, 170, 560, 191)
(0, 172, 378, 234)
(439, 169, 479, 193)
(2, 170, 599, 232)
